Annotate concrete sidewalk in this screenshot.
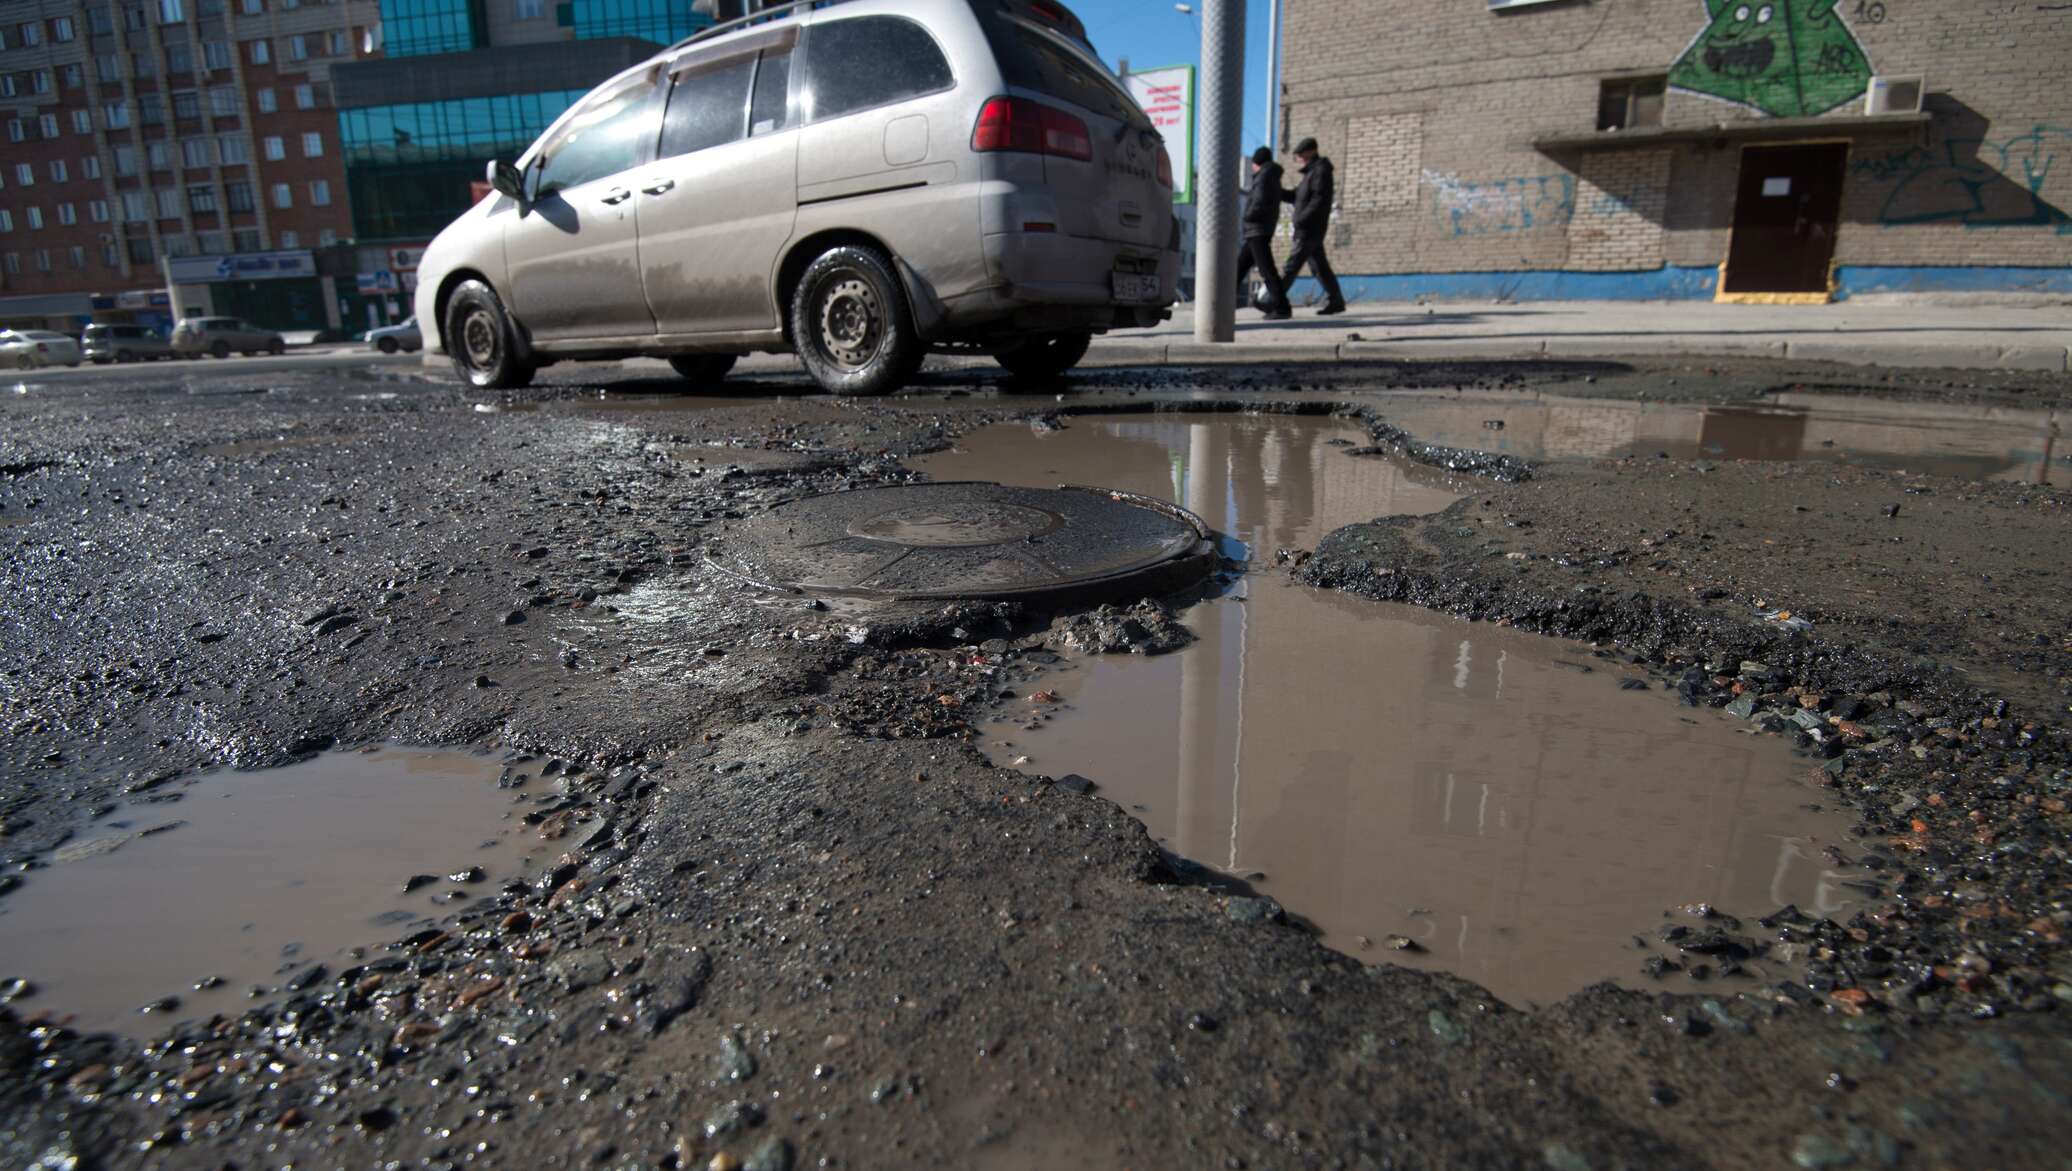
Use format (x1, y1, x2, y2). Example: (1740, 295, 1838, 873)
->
(1089, 300, 2072, 372)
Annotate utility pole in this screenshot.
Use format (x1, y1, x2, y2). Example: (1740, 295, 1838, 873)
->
(1264, 0, 1278, 154)
(1194, 0, 1244, 344)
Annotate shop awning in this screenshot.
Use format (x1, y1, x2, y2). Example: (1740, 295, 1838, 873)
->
(1533, 111, 1930, 154)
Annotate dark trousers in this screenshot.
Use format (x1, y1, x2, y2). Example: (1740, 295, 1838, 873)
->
(1234, 235, 1289, 312)
(1280, 230, 1344, 307)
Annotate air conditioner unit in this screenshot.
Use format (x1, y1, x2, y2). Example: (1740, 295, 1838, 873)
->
(1864, 75, 1924, 116)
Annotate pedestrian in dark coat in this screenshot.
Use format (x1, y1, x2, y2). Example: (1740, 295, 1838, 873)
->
(1279, 137, 1346, 314)
(1234, 146, 1292, 319)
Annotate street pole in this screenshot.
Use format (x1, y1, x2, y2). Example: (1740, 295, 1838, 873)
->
(1264, 0, 1278, 154)
(1194, 0, 1244, 344)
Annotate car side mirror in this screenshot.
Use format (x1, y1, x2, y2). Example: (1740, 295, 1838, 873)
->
(488, 159, 526, 204)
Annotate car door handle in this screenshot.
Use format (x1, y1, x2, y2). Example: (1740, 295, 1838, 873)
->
(640, 178, 675, 196)
(600, 187, 632, 205)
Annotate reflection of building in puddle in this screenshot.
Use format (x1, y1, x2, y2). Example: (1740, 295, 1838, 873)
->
(1380, 392, 2062, 481)
(930, 414, 1861, 1006)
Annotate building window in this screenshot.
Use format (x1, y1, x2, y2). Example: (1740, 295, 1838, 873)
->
(317, 227, 335, 245)
(256, 87, 277, 113)
(57, 202, 77, 225)
(125, 7, 147, 31)
(226, 181, 253, 210)
(309, 178, 330, 205)
(204, 40, 231, 70)
(157, 188, 181, 218)
(159, 0, 184, 23)
(128, 236, 154, 263)
(72, 110, 92, 134)
(0, 210, 10, 232)
(18, 21, 43, 46)
(198, 0, 223, 14)
(166, 43, 193, 73)
(26, 206, 44, 229)
(147, 141, 170, 170)
(1597, 76, 1667, 132)
(102, 241, 118, 266)
(210, 86, 237, 116)
(96, 54, 122, 83)
(288, 34, 308, 60)
(90, 199, 109, 222)
(88, 7, 114, 34)
(2, 254, 17, 275)
(197, 230, 224, 253)
(132, 50, 156, 77)
(241, 0, 260, 12)
(232, 228, 261, 252)
(83, 155, 101, 179)
(515, 0, 543, 18)
(182, 137, 210, 167)
(271, 181, 292, 208)
(324, 29, 348, 55)
(14, 163, 31, 186)
(173, 90, 201, 120)
(247, 38, 269, 65)
(30, 70, 50, 94)
(123, 191, 150, 219)
(140, 94, 165, 126)
(294, 84, 314, 109)
(48, 158, 67, 182)
(105, 102, 131, 130)
(40, 114, 60, 140)
(52, 15, 76, 40)
(4, 120, 20, 143)
(278, 229, 298, 247)
(68, 245, 85, 269)
(218, 134, 248, 162)
(162, 234, 191, 257)
(0, 78, 14, 100)
(189, 184, 217, 212)
(301, 131, 323, 157)
(35, 249, 51, 273)
(62, 63, 84, 88)
(263, 135, 285, 160)
(114, 145, 137, 175)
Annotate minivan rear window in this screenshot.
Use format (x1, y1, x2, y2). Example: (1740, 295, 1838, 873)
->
(801, 17, 953, 123)
(978, 10, 1147, 128)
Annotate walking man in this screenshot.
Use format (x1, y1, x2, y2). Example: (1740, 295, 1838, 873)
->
(1279, 137, 1347, 315)
(1235, 146, 1292, 320)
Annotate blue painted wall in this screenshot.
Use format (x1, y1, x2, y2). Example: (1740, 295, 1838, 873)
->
(1286, 265, 2072, 302)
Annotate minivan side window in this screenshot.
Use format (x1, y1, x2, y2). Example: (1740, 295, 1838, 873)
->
(801, 17, 952, 124)
(749, 47, 791, 136)
(658, 55, 754, 159)
(534, 82, 656, 197)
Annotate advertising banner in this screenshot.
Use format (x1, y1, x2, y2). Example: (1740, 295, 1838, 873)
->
(1125, 64, 1195, 205)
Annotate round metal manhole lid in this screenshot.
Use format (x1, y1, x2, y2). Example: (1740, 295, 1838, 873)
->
(711, 482, 1213, 602)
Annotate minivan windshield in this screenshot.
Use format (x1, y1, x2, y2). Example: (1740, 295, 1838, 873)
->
(977, 10, 1149, 129)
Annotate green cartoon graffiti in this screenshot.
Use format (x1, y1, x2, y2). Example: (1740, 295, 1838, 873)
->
(1668, 0, 1874, 118)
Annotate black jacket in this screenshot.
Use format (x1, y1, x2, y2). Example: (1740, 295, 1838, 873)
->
(1241, 161, 1284, 238)
(1282, 155, 1334, 236)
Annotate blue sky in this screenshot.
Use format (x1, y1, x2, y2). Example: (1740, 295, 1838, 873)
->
(1077, 1, 1278, 152)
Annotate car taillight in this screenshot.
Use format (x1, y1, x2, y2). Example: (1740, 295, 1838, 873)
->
(972, 96, 1092, 162)
(1156, 144, 1173, 188)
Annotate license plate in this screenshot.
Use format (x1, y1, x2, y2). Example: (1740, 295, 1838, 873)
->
(1112, 272, 1160, 303)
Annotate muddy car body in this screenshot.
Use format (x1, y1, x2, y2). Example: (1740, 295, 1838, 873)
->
(171, 317, 287, 359)
(413, 0, 1179, 395)
(82, 323, 176, 364)
(0, 329, 83, 369)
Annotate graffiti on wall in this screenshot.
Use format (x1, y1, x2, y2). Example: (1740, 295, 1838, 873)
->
(1849, 127, 2072, 234)
(1668, 0, 1873, 118)
(1423, 170, 1576, 237)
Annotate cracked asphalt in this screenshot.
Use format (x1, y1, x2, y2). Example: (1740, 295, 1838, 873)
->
(1, 353, 2068, 1170)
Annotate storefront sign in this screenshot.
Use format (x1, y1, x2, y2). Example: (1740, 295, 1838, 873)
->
(357, 271, 400, 293)
(166, 250, 316, 284)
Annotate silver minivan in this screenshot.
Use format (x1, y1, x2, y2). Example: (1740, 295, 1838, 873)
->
(412, 0, 1179, 395)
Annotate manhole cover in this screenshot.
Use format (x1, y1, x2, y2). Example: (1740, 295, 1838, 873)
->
(711, 482, 1213, 603)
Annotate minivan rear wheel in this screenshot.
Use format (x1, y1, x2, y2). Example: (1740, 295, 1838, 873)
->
(667, 353, 738, 386)
(791, 246, 921, 397)
(445, 279, 535, 390)
(995, 331, 1093, 381)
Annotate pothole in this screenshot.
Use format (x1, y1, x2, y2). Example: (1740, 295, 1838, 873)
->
(1375, 390, 2064, 481)
(918, 412, 1866, 1007)
(0, 746, 546, 1034)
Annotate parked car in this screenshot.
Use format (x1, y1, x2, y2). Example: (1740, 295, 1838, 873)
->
(414, 0, 1177, 395)
(0, 329, 83, 369)
(366, 316, 422, 354)
(83, 323, 177, 364)
(171, 317, 287, 359)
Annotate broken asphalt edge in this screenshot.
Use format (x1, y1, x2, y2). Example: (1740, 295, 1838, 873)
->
(1083, 338, 2072, 373)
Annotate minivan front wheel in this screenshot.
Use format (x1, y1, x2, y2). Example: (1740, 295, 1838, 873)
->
(995, 331, 1092, 381)
(445, 279, 535, 390)
(791, 246, 921, 397)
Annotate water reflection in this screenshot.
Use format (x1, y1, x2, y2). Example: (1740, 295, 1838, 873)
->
(921, 414, 1861, 1005)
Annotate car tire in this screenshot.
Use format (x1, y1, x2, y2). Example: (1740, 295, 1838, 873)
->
(667, 353, 738, 387)
(209, 340, 230, 359)
(790, 245, 921, 397)
(15, 355, 33, 370)
(445, 279, 535, 390)
(376, 336, 400, 354)
(268, 339, 285, 356)
(65, 360, 80, 368)
(995, 331, 1093, 381)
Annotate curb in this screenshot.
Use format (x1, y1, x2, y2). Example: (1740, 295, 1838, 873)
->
(1084, 337, 2072, 373)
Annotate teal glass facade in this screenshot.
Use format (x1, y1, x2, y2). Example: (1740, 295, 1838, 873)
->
(341, 90, 585, 239)
(379, 0, 488, 57)
(565, 0, 713, 46)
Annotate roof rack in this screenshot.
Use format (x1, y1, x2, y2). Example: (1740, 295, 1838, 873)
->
(668, 0, 861, 54)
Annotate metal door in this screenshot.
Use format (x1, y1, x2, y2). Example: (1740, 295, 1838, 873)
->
(1722, 143, 1848, 296)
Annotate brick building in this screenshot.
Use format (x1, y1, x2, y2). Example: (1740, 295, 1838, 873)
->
(0, 0, 382, 331)
(1278, 0, 2072, 302)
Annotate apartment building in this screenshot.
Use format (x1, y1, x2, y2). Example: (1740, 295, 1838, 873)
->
(0, 0, 382, 331)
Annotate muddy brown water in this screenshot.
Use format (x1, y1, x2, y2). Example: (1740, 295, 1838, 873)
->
(1375, 390, 2064, 482)
(0, 746, 544, 1035)
(918, 414, 1864, 1006)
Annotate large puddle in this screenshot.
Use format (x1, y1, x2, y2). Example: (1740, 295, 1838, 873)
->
(918, 413, 1864, 1006)
(0, 746, 547, 1034)
(1375, 390, 2064, 482)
